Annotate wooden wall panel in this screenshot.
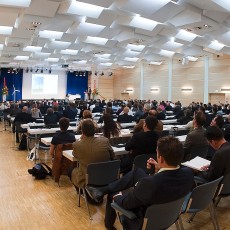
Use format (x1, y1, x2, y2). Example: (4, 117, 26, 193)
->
(111, 55, 230, 105)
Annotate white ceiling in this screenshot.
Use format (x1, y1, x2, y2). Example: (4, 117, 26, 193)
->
(0, 0, 230, 71)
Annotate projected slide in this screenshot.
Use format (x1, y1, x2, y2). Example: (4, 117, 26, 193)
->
(32, 74, 58, 94)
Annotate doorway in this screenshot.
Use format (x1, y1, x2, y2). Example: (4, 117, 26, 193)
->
(209, 93, 225, 104)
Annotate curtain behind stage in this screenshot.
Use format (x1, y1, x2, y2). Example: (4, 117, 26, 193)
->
(0, 69, 88, 102)
(66, 71, 88, 99)
(0, 68, 23, 102)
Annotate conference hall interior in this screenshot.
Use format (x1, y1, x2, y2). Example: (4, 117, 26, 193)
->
(0, 0, 230, 229)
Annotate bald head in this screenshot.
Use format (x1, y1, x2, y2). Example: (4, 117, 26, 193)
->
(123, 107, 129, 114)
(22, 106, 28, 112)
(149, 109, 157, 117)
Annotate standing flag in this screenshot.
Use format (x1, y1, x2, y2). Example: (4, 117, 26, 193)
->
(2, 77, 8, 102)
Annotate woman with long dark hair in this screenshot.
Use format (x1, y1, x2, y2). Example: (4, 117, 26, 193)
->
(102, 113, 120, 138)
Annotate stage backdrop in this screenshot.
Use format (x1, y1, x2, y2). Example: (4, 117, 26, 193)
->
(0, 68, 23, 102)
(66, 71, 88, 99)
(0, 68, 88, 101)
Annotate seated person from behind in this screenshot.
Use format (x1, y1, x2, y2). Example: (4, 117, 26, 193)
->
(126, 116, 159, 158)
(63, 104, 77, 120)
(31, 103, 42, 119)
(44, 108, 59, 127)
(156, 107, 165, 120)
(197, 126, 230, 182)
(102, 113, 120, 139)
(133, 110, 163, 136)
(117, 106, 134, 123)
(92, 102, 103, 113)
(120, 116, 159, 174)
(86, 136, 194, 230)
(70, 119, 115, 189)
(14, 106, 36, 143)
(49, 117, 76, 158)
(76, 110, 98, 134)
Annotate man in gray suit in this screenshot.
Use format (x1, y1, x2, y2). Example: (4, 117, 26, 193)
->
(183, 111, 209, 160)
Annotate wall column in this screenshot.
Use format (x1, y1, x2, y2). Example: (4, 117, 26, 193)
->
(204, 57, 209, 104)
(168, 59, 172, 101)
(140, 63, 144, 100)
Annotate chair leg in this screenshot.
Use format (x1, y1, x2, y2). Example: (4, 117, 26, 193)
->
(187, 213, 196, 223)
(82, 188, 92, 220)
(178, 216, 184, 230)
(214, 197, 221, 207)
(175, 220, 181, 230)
(209, 203, 220, 230)
(78, 188, 81, 207)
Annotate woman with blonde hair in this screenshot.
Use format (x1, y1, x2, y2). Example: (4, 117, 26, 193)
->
(77, 110, 98, 134)
(31, 103, 42, 118)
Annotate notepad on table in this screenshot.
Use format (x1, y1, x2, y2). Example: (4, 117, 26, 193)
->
(181, 156, 211, 171)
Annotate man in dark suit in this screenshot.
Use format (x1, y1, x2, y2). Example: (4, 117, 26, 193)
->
(121, 116, 159, 173)
(183, 111, 209, 160)
(92, 102, 103, 113)
(13, 106, 36, 142)
(117, 106, 134, 123)
(199, 126, 230, 181)
(126, 116, 159, 157)
(87, 136, 194, 230)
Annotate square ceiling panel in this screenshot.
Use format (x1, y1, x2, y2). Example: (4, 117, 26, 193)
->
(25, 0, 60, 18)
(0, 0, 31, 8)
(119, 0, 171, 17)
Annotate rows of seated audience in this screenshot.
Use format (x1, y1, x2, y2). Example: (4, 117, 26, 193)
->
(1, 98, 230, 229)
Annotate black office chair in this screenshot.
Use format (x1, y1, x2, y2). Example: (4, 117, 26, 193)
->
(78, 160, 120, 220)
(180, 176, 223, 230)
(109, 136, 131, 146)
(183, 145, 209, 161)
(111, 195, 186, 230)
(14, 121, 27, 144)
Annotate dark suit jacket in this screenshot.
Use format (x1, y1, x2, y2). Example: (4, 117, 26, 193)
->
(92, 106, 103, 113)
(44, 114, 58, 126)
(183, 127, 208, 158)
(114, 167, 194, 229)
(117, 113, 134, 123)
(14, 112, 36, 123)
(63, 108, 77, 120)
(206, 142, 230, 181)
(125, 130, 159, 158)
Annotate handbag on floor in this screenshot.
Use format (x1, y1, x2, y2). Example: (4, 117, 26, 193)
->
(28, 163, 52, 179)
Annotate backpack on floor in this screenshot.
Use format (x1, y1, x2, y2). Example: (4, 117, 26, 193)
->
(18, 134, 27, 150)
(28, 163, 52, 180)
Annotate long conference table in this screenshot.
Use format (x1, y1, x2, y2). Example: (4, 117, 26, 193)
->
(63, 146, 129, 162)
(53, 135, 188, 162)
(40, 129, 133, 145)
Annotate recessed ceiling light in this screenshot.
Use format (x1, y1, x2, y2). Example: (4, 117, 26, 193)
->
(32, 22, 41, 25)
(26, 28, 36, 31)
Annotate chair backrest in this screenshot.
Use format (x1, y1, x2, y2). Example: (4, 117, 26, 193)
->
(174, 129, 190, 136)
(143, 196, 186, 230)
(190, 145, 209, 160)
(219, 173, 230, 196)
(52, 143, 74, 183)
(86, 160, 120, 186)
(14, 121, 27, 133)
(184, 176, 223, 212)
(133, 154, 156, 174)
(161, 130, 169, 137)
(109, 136, 131, 146)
